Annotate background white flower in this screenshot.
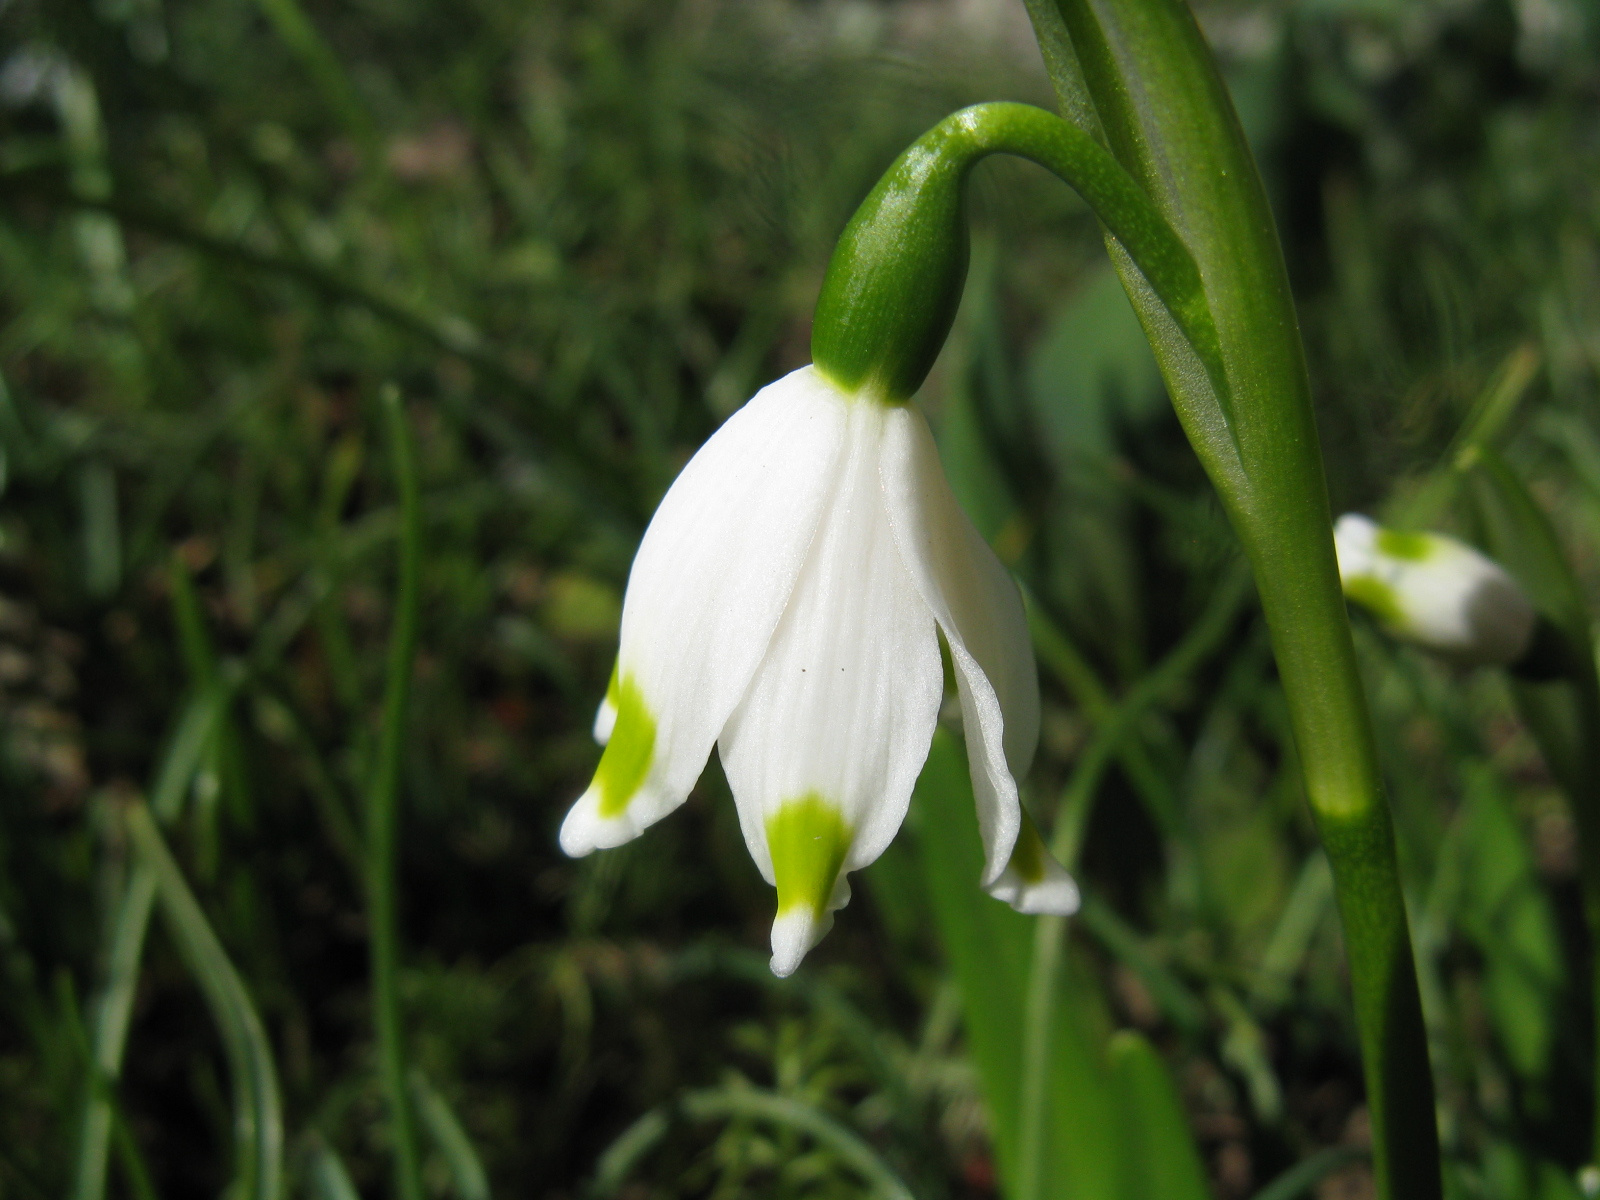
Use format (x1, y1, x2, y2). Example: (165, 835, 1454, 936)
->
(559, 365, 1078, 976)
(1333, 512, 1536, 667)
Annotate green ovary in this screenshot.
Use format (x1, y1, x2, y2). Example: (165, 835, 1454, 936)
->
(1007, 813, 1048, 884)
(767, 794, 853, 918)
(1344, 575, 1406, 630)
(594, 673, 656, 818)
(1375, 528, 1434, 561)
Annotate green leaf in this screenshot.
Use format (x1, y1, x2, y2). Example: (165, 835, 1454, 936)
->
(1108, 1030, 1211, 1200)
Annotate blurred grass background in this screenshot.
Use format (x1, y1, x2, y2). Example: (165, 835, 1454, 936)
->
(3, 0, 1600, 1197)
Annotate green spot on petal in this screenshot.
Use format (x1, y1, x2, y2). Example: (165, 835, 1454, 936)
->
(1345, 575, 1406, 630)
(1007, 813, 1048, 885)
(767, 793, 852, 919)
(594, 673, 655, 818)
(1375, 528, 1434, 561)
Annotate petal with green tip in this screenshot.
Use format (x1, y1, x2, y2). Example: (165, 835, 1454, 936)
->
(987, 810, 1079, 915)
(765, 794, 854, 976)
(558, 367, 849, 856)
(719, 399, 943, 976)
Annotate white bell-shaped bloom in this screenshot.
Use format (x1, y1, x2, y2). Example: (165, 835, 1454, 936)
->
(1333, 513, 1536, 667)
(559, 365, 1078, 976)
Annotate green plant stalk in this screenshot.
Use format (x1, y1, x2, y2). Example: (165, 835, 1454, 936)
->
(1026, 2, 1440, 1195)
(368, 386, 424, 1200)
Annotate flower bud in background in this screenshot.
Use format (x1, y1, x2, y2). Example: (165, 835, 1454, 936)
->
(558, 107, 1080, 979)
(1333, 513, 1536, 667)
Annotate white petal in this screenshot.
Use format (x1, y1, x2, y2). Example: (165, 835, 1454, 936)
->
(987, 811, 1080, 915)
(592, 666, 618, 744)
(879, 404, 1040, 886)
(559, 367, 848, 857)
(718, 400, 943, 977)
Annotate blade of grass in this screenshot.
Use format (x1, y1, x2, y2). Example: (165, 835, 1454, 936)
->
(59, 973, 163, 1200)
(1253, 852, 1334, 1010)
(680, 1088, 914, 1200)
(408, 1069, 491, 1200)
(1466, 449, 1600, 1159)
(304, 1136, 363, 1200)
(0, 168, 633, 529)
(368, 384, 424, 1200)
(124, 801, 283, 1200)
(586, 1109, 672, 1199)
(248, 0, 376, 151)
(1076, 893, 1206, 1035)
(70, 865, 156, 1200)
(1251, 1146, 1369, 1200)
(74, 664, 236, 1200)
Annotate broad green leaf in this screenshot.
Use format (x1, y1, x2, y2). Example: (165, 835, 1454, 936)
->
(1108, 1030, 1212, 1200)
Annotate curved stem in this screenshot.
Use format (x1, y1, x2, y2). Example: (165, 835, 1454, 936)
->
(368, 386, 424, 1200)
(1024, 2, 1440, 1196)
(812, 101, 1231, 428)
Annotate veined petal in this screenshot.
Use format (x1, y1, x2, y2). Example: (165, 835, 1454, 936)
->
(987, 810, 1080, 915)
(879, 404, 1040, 886)
(560, 367, 849, 857)
(719, 400, 943, 977)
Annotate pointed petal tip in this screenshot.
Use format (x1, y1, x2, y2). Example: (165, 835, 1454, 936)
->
(986, 812, 1077, 912)
(769, 907, 835, 978)
(988, 867, 1081, 916)
(558, 785, 655, 857)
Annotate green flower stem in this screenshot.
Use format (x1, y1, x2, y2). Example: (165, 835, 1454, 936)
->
(1026, 2, 1440, 1196)
(368, 385, 424, 1200)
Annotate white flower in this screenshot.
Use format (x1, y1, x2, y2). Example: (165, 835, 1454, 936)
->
(1333, 513, 1536, 667)
(559, 365, 1078, 976)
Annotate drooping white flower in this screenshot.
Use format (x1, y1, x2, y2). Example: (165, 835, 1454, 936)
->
(559, 365, 1078, 976)
(1333, 513, 1536, 667)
